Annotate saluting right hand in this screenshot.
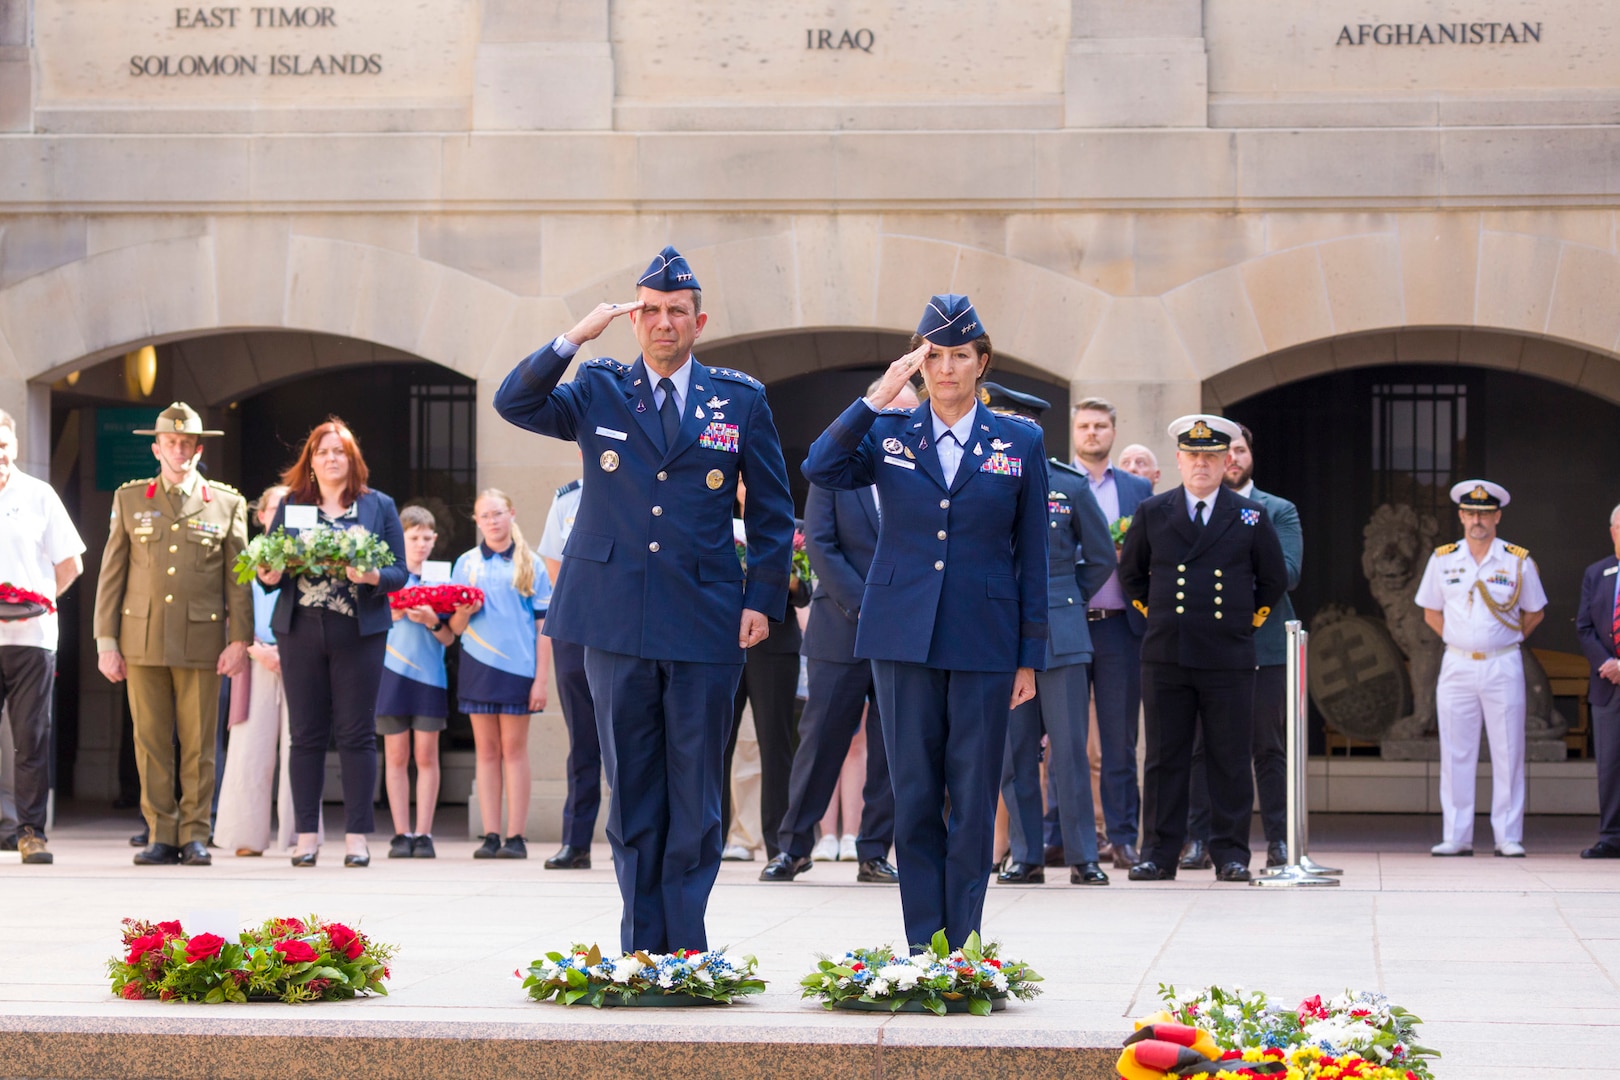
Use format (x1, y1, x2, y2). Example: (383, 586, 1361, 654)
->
(563, 300, 646, 347)
(863, 340, 929, 411)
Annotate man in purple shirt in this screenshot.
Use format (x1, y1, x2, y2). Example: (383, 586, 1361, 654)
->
(1073, 399, 1154, 869)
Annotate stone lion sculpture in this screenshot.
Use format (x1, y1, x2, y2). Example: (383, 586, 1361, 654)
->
(1362, 504, 1444, 739)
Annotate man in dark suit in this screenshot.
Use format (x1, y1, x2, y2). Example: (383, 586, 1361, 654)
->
(1072, 398, 1155, 868)
(1575, 503, 1620, 859)
(760, 381, 918, 885)
(990, 384, 1116, 887)
(1120, 414, 1287, 883)
(1182, 424, 1302, 870)
(494, 246, 795, 954)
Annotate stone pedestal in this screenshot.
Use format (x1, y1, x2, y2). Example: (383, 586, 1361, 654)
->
(1381, 736, 1570, 763)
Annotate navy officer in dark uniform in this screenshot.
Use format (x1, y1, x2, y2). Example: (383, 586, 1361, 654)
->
(804, 294, 1049, 949)
(985, 382, 1116, 888)
(1119, 414, 1286, 883)
(494, 245, 795, 953)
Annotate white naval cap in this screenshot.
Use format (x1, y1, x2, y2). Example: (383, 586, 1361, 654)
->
(1450, 479, 1510, 510)
(1166, 414, 1241, 452)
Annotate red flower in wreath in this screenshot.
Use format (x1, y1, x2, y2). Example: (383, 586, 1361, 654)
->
(0, 583, 55, 614)
(184, 933, 226, 964)
(120, 981, 148, 1001)
(156, 920, 183, 938)
(389, 584, 484, 616)
(269, 917, 306, 938)
(273, 939, 319, 964)
(126, 931, 167, 965)
(326, 923, 363, 961)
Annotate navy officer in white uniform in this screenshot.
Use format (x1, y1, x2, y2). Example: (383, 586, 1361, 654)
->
(803, 294, 1049, 949)
(1415, 480, 1547, 858)
(494, 246, 795, 954)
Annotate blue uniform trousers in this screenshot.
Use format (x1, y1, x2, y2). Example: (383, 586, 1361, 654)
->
(775, 657, 894, 862)
(552, 639, 601, 850)
(584, 647, 743, 954)
(872, 660, 1013, 950)
(1090, 615, 1143, 848)
(1001, 663, 1099, 867)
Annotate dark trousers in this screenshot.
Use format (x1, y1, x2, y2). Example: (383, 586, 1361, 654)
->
(0, 646, 55, 836)
(776, 657, 893, 862)
(1002, 661, 1099, 866)
(279, 607, 386, 835)
(872, 660, 1013, 951)
(723, 649, 800, 858)
(552, 639, 601, 849)
(1187, 663, 1287, 845)
(1090, 615, 1143, 848)
(1140, 662, 1255, 869)
(585, 646, 742, 955)
(1595, 698, 1620, 844)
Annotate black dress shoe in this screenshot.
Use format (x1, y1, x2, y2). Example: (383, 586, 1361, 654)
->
(290, 850, 318, 868)
(473, 832, 501, 859)
(0, 832, 15, 852)
(388, 834, 415, 859)
(344, 852, 370, 868)
(412, 834, 436, 859)
(1128, 860, 1175, 881)
(1111, 843, 1139, 870)
(180, 841, 211, 866)
(1042, 845, 1065, 868)
(856, 857, 899, 883)
(758, 853, 812, 881)
(130, 828, 150, 848)
(1582, 840, 1620, 859)
(1178, 840, 1213, 871)
(496, 835, 528, 859)
(544, 844, 591, 869)
(997, 861, 1046, 885)
(1071, 862, 1110, 885)
(1266, 840, 1288, 867)
(1216, 861, 1251, 883)
(133, 842, 182, 866)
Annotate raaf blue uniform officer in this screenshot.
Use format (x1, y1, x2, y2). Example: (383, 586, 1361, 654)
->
(983, 383, 1117, 888)
(804, 295, 1049, 949)
(493, 246, 795, 953)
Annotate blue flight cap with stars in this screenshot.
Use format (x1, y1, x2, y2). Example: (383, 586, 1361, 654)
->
(916, 294, 985, 347)
(636, 245, 700, 292)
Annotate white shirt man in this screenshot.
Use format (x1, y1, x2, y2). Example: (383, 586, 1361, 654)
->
(1414, 479, 1548, 857)
(0, 412, 86, 864)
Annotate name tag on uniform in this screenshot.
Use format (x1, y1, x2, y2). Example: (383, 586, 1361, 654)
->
(595, 426, 628, 441)
(284, 504, 318, 531)
(883, 455, 915, 470)
(1605, 566, 1618, 577)
(698, 422, 741, 453)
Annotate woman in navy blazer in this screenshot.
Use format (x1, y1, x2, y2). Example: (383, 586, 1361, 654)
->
(257, 418, 407, 868)
(803, 294, 1048, 949)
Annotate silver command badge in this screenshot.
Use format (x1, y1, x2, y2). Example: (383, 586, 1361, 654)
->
(883, 437, 903, 454)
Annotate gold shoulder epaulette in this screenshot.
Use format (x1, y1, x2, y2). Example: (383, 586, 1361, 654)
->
(1505, 543, 1529, 559)
(116, 477, 152, 491)
(207, 480, 241, 495)
(1434, 542, 1459, 556)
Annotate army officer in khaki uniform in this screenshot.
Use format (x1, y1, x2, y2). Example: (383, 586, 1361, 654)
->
(94, 402, 251, 866)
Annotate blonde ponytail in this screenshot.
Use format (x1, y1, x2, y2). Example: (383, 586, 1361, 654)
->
(474, 488, 535, 597)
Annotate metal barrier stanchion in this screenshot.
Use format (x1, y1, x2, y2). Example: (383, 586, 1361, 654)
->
(1252, 621, 1339, 887)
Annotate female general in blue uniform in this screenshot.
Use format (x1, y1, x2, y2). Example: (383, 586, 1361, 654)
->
(802, 294, 1049, 949)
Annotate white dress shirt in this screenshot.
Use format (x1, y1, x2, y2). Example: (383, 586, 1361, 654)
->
(1183, 486, 1218, 524)
(931, 409, 978, 486)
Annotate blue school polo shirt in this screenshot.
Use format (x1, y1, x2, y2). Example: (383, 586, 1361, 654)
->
(376, 571, 449, 718)
(452, 543, 551, 705)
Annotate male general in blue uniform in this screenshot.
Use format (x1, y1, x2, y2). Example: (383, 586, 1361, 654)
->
(494, 246, 795, 953)
(1120, 414, 1287, 883)
(986, 383, 1117, 888)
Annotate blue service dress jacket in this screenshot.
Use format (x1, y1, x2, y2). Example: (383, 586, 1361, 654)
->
(802, 398, 1050, 673)
(493, 341, 794, 665)
(1576, 555, 1620, 709)
(262, 489, 409, 638)
(1118, 485, 1288, 671)
(1044, 459, 1117, 669)
(800, 484, 880, 663)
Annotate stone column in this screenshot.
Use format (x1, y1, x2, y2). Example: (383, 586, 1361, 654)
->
(0, 0, 29, 133)
(474, 0, 614, 131)
(1066, 0, 1207, 128)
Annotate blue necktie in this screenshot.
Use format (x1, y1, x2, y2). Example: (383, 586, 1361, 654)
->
(658, 378, 680, 450)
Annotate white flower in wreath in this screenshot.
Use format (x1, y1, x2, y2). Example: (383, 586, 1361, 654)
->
(658, 972, 677, 989)
(610, 957, 643, 984)
(869, 978, 891, 997)
(694, 969, 714, 986)
(992, 973, 1009, 993)
(878, 963, 916, 991)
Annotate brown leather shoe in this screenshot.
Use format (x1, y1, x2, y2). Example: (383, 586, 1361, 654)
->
(17, 827, 51, 865)
(1111, 843, 1139, 869)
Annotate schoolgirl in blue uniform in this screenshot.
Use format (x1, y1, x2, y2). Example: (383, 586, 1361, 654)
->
(376, 505, 456, 859)
(802, 294, 1049, 950)
(449, 489, 552, 860)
